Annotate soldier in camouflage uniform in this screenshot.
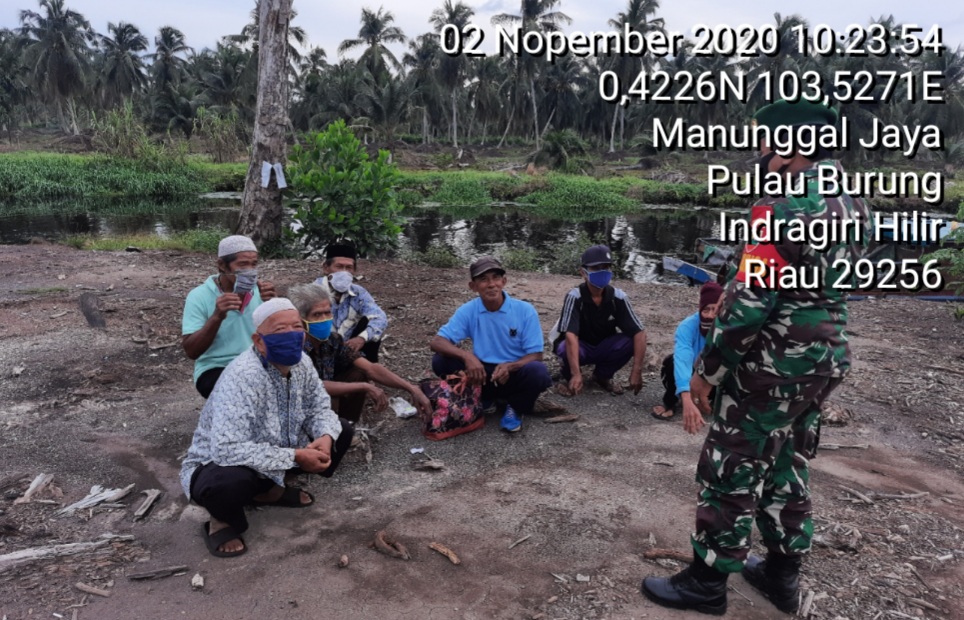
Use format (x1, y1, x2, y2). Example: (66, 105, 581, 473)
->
(641, 99, 872, 615)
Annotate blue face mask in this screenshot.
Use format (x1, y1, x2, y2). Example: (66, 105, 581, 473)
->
(304, 319, 333, 341)
(260, 331, 304, 366)
(587, 270, 613, 289)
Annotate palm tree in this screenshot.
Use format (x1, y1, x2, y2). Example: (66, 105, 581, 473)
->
(403, 34, 440, 144)
(606, 0, 665, 151)
(430, 0, 474, 147)
(0, 29, 30, 138)
(359, 73, 413, 151)
(147, 26, 192, 132)
(97, 21, 148, 108)
(18, 0, 95, 134)
(467, 56, 506, 144)
(491, 0, 571, 149)
(338, 7, 406, 83)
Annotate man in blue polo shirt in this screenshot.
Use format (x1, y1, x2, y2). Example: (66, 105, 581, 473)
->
(430, 256, 552, 432)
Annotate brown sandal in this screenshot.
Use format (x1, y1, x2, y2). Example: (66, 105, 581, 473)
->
(651, 405, 676, 420)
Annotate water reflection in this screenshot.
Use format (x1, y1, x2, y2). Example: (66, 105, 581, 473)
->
(1, 198, 727, 283)
(401, 207, 724, 282)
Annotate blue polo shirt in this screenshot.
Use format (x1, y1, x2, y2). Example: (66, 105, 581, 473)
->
(437, 292, 544, 364)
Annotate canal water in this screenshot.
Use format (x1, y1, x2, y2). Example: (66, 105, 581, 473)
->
(0, 197, 728, 283)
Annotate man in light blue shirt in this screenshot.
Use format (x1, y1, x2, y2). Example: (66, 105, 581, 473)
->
(181, 235, 276, 398)
(430, 256, 552, 433)
(652, 282, 723, 431)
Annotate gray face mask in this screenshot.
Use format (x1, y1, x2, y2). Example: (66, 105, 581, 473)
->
(233, 269, 258, 296)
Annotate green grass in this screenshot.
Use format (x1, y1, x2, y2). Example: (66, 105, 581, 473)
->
(19, 286, 68, 294)
(65, 228, 227, 253)
(0, 152, 221, 199)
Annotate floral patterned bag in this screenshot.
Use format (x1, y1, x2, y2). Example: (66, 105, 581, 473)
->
(418, 372, 485, 440)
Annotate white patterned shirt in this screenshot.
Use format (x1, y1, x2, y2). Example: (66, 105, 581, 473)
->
(180, 347, 342, 497)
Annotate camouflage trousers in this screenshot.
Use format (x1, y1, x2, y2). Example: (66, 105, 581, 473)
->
(691, 372, 842, 574)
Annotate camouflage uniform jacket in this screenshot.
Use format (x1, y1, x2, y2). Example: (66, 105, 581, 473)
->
(697, 160, 872, 387)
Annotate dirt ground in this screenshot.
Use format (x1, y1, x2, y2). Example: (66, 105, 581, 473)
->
(0, 243, 962, 620)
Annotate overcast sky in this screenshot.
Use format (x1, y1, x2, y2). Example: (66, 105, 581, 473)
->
(2, 0, 961, 59)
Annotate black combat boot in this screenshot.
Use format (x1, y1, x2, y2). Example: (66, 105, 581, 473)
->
(742, 552, 801, 613)
(640, 552, 728, 616)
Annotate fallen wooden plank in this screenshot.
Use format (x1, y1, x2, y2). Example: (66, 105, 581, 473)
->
(133, 490, 162, 521)
(128, 565, 189, 581)
(75, 582, 110, 598)
(13, 473, 54, 505)
(0, 535, 134, 573)
(544, 414, 580, 424)
(55, 484, 136, 517)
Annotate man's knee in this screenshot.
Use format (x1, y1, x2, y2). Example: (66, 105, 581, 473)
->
(431, 353, 464, 377)
(193, 466, 261, 504)
(517, 361, 552, 390)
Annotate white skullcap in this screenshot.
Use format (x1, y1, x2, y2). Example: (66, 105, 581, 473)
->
(218, 235, 258, 257)
(252, 298, 297, 329)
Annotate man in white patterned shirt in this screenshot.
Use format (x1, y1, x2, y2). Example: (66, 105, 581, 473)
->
(180, 298, 354, 557)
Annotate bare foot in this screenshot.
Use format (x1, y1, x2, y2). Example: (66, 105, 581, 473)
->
(651, 405, 675, 420)
(208, 518, 244, 554)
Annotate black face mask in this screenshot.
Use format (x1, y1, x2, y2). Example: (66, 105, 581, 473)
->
(760, 151, 791, 175)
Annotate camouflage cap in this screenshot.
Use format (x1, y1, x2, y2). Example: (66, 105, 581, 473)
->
(752, 99, 838, 130)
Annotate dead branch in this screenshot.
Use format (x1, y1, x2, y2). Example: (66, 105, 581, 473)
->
(13, 473, 54, 504)
(369, 530, 410, 560)
(128, 565, 189, 581)
(544, 414, 580, 424)
(74, 582, 110, 598)
(841, 486, 875, 505)
(133, 490, 162, 521)
(428, 542, 461, 565)
(55, 483, 135, 516)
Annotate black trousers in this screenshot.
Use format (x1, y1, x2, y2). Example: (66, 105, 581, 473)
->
(349, 317, 381, 363)
(431, 353, 552, 416)
(660, 354, 716, 410)
(195, 367, 225, 399)
(189, 420, 355, 534)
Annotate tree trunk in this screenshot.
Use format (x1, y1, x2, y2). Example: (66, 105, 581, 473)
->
(497, 102, 516, 149)
(480, 120, 487, 146)
(529, 79, 540, 150)
(450, 90, 458, 148)
(540, 107, 555, 139)
(422, 106, 428, 144)
(609, 105, 619, 153)
(619, 106, 625, 150)
(237, 0, 292, 248)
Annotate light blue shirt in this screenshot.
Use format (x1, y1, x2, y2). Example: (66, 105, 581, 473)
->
(674, 312, 706, 396)
(181, 275, 262, 384)
(437, 292, 544, 364)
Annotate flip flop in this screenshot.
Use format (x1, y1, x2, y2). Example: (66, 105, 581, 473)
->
(203, 521, 246, 558)
(651, 406, 676, 421)
(253, 486, 314, 508)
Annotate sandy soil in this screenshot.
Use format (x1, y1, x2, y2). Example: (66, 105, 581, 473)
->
(0, 243, 962, 620)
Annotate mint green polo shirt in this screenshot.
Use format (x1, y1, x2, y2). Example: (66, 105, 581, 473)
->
(181, 276, 263, 384)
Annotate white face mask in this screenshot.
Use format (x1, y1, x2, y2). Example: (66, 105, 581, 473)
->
(329, 270, 353, 293)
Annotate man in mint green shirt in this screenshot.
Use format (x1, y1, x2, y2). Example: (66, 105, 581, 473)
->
(181, 235, 276, 397)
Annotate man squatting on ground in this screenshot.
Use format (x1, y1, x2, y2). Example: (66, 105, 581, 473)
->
(181, 235, 276, 398)
(641, 99, 872, 615)
(313, 241, 388, 363)
(180, 298, 354, 558)
(430, 256, 552, 433)
(651, 282, 723, 427)
(552, 244, 646, 398)
(287, 283, 433, 423)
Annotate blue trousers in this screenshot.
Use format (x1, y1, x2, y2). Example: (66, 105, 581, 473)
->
(555, 333, 634, 381)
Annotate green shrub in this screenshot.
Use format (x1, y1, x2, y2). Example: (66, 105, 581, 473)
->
(430, 177, 492, 205)
(404, 243, 462, 268)
(521, 175, 635, 212)
(500, 247, 543, 272)
(287, 119, 403, 257)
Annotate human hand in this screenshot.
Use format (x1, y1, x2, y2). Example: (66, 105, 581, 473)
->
(295, 447, 330, 473)
(682, 398, 706, 435)
(629, 367, 643, 395)
(214, 293, 243, 319)
(568, 374, 583, 395)
(307, 435, 333, 461)
(411, 390, 433, 417)
(690, 374, 713, 416)
(463, 354, 486, 385)
(258, 280, 276, 301)
(491, 363, 513, 385)
(367, 385, 389, 412)
(345, 337, 365, 353)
